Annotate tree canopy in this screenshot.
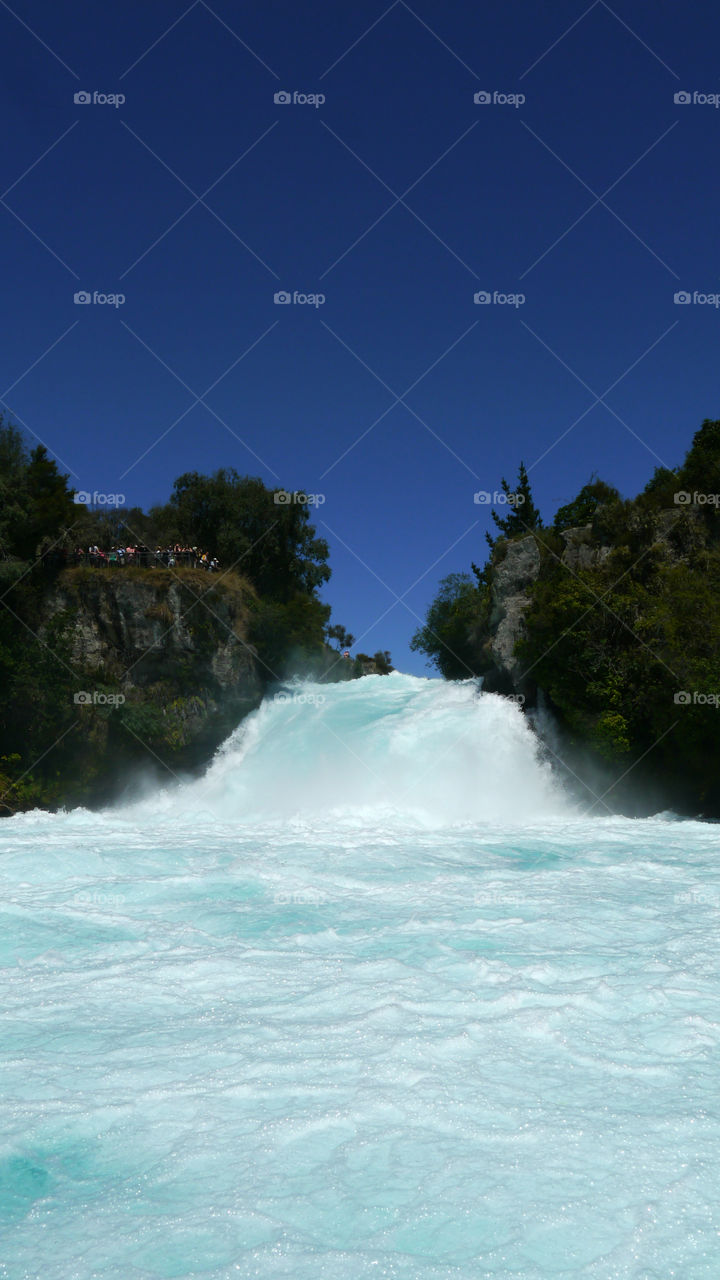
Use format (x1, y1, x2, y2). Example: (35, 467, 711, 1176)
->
(486, 461, 542, 549)
(411, 425, 720, 815)
(410, 572, 487, 680)
(553, 477, 620, 533)
(167, 470, 331, 600)
(0, 419, 76, 560)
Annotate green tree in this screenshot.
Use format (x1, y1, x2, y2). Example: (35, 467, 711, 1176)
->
(372, 649, 393, 674)
(410, 572, 487, 679)
(679, 418, 720, 498)
(486, 461, 541, 549)
(638, 466, 680, 510)
(250, 593, 331, 679)
(0, 422, 76, 561)
(326, 623, 355, 649)
(0, 418, 28, 557)
(167, 470, 331, 599)
(22, 447, 77, 560)
(407, 418, 720, 813)
(675, 419, 720, 539)
(553, 477, 620, 533)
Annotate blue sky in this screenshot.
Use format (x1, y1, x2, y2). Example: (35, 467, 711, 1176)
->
(1, 0, 718, 674)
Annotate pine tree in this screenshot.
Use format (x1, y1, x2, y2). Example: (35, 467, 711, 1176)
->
(326, 624, 355, 650)
(485, 461, 541, 550)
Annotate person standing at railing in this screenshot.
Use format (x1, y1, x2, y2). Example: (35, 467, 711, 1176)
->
(74, 543, 217, 569)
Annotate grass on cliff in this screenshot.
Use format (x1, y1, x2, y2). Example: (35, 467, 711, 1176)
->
(60, 564, 256, 597)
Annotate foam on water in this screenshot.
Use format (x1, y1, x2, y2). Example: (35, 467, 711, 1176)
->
(1, 674, 720, 1278)
(135, 673, 568, 827)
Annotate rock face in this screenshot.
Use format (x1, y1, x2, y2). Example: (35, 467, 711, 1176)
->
(484, 526, 614, 699)
(485, 535, 541, 696)
(482, 512, 685, 699)
(559, 525, 612, 572)
(6, 565, 383, 813)
(38, 568, 263, 799)
(43, 570, 258, 696)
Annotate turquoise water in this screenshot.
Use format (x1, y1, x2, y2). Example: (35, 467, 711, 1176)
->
(2, 675, 719, 1278)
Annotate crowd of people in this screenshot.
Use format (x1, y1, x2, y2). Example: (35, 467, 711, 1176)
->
(72, 544, 221, 571)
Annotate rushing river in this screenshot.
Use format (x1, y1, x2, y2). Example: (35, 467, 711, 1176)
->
(2, 674, 719, 1278)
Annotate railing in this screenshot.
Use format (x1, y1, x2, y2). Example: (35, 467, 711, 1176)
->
(40, 549, 219, 571)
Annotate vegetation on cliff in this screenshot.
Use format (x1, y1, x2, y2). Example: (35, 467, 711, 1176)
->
(0, 418, 382, 813)
(412, 420, 720, 816)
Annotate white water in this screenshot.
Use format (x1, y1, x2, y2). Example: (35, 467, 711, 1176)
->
(2, 674, 720, 1278)
(152, 673, 566, 827)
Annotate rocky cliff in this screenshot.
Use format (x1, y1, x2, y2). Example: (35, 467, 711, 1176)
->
(476, 505, 720, 816)
(0, 558, 391, 812)
(34, 566, 264, 807)
(481, 511, 691, 703)
(43, 565, 260, 698)
(484, 534, 541, 697)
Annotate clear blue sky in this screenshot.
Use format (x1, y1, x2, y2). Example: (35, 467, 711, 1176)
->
(1, 0, 718, 673)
